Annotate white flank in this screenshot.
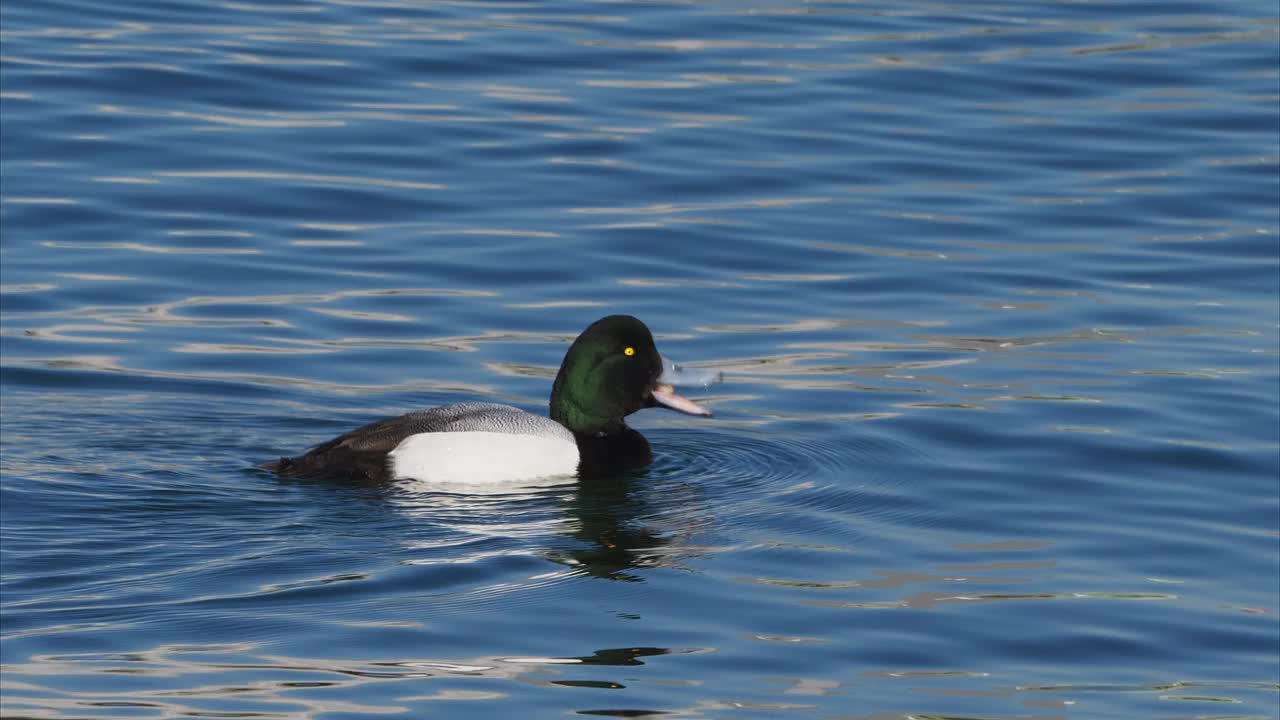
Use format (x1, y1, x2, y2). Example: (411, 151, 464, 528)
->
(388, 431, 579, 484)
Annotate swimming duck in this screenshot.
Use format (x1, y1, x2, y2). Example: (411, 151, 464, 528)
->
(270, 315, 715, 483)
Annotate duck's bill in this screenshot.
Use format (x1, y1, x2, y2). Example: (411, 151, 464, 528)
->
(650, 382, 713, 417)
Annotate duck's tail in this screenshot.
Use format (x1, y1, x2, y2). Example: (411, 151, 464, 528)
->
(258, 452, 384, 482)
(258, 456, 296, 474)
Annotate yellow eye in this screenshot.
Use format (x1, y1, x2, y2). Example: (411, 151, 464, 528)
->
(624, 346, 635, 356)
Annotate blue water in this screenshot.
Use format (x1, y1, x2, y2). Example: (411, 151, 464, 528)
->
(2, 0, 1278, 717)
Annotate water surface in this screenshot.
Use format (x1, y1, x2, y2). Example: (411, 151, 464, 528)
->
(2, 0, 1278, 718)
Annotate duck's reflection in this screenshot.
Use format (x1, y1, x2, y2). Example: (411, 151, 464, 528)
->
(551, 473, 686, 581)
(274, 464, 707, 582)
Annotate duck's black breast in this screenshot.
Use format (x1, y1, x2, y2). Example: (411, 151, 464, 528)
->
(574, 426, 653, 479)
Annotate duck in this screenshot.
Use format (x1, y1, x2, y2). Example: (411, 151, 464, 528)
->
(269, 315, 716, 483)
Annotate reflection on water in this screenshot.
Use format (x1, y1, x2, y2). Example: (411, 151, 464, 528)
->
(1, 644, 701, 718)
(294, 451, 716, 584)
(6, 640, 1271, 718)
(556, 474, 711, 582)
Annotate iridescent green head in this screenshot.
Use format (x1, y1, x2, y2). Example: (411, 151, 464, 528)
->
(550, 315, 710, 435)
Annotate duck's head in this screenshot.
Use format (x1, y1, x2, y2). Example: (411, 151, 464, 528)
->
(550, 315, 713, 435)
